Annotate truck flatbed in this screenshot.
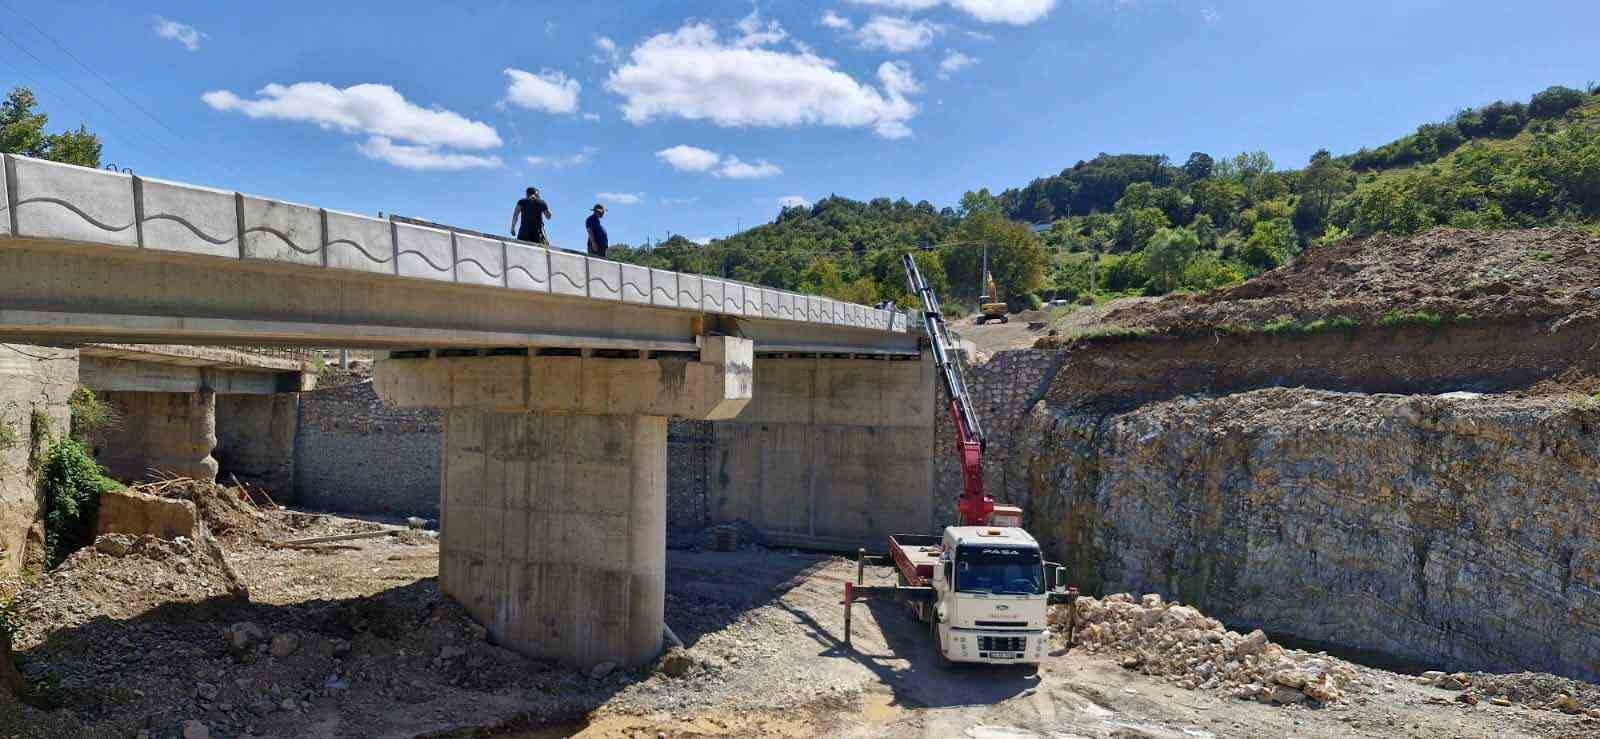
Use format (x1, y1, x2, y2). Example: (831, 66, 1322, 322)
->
(888, 534, 942, 587)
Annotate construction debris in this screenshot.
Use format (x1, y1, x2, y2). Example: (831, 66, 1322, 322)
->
(271, 530, 396, 549)
(1051, 593, 1363, 706)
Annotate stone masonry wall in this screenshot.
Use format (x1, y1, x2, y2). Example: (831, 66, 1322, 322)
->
(294, 380, 442, 517)
(1016, 387, 1600, 682)
(0, 344, 77, 576)
(933, 348, 1066, 525)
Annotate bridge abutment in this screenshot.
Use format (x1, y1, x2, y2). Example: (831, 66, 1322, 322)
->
(375, 337, 752, 668)
(94, 389, 220, 482)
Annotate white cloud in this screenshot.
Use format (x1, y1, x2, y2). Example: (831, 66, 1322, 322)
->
(717, 157, 782, 179)
(938, 50, 978, 78)
(848, 0, 1056, 24)
(821, 11, 855, 30)
(656, 145, 782, 179)
(153, 16, 204, 51)
(593, 36, 620, 63)
(357, 137, 502, 171)
(656, 145, 722, 173)
(778, 195, 812, 209)
(661, 196, 700, 205)
(582, 112, 601, 121)
(598, 192, 644, 205)
(201, 82, 501, 150)
(858, 16, 939, 52)
(734, 9, 789, 47)
(526, 147, 595, 168)
(949, 0, 1057, 24)
(607, 22, 920, 139)
(1200, 6, 1219, 24)
(501, 68, 581, 114)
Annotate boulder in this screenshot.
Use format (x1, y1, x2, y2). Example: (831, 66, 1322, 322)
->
(96, 489, 197, 541)
(269, 632, 300, 659)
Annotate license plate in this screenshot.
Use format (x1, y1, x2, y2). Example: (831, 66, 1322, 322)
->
(987, 652, 1020, 659)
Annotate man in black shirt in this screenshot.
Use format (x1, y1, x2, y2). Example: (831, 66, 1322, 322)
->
(511, 187, 552, 244)
(585, 204, 609, 258)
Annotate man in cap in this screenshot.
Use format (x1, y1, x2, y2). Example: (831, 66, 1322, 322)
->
(585, 204, 609, 258)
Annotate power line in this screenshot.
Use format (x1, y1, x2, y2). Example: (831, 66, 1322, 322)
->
(0, 23, 184, 167)
(0, 1, 192, 149)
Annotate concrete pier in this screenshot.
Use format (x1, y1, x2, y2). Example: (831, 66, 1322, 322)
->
(442, 411, 666, 668)
(95, 390, 220, 481)
(376, 336, 752, 667)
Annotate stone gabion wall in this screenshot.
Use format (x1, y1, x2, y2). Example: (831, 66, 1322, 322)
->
(667, 420, 712, 532)
(293, 380, 443, 517)
(932, 348, 1066, 525)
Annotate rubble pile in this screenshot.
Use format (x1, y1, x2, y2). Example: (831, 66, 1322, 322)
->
(1416, 671, 1600, 717)
(155, 479, 284, 545)
(1051, 593, 1363, 706)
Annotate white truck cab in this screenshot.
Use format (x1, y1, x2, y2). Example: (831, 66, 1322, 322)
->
(930, 526, 1062, 664)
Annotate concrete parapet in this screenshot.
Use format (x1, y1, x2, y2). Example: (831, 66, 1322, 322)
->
(0, 153, 912, 337)
(374, 337, 753, 420)
(441, 410, 666, 668)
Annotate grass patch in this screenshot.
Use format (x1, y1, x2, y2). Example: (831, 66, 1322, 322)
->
(1258, 314, 1360, 335)
(0, 419, 17, 450)
(1530, 250, 1555, 262)
(1379, 311, 1444, 329)
(1055, 325, 1159, 344)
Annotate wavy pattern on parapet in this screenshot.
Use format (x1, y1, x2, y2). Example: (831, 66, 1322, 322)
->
(506, 265, 548, 286)
(244, 226, 321, 255)
(143, 214, 237, 245)
(589, 273, 620, 293)
(701, 293, 724, 310)
(622, 281, 649, 300)
(18, 197, 135, 233)
(326, 238, 395, 264)
(551, 271, 585, 292)
(678, 289, 700, 305)
(397, 249, 452, 272)
(652, 285, 674, 302)
(456, 258, 503, 280)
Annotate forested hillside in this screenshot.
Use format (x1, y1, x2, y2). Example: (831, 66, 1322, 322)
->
(615, 83, 1600, 312)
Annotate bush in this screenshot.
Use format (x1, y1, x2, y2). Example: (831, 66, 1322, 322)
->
(38, 438, 122, 568)
(0, 419, 17, 450)
(68, 387, 118, 440)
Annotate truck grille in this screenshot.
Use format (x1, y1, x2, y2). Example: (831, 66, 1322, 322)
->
(978, 635, 1027, 653)
(975, 620, 1027, 628)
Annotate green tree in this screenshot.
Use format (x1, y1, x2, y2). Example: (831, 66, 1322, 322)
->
(1113, 207, 1170, 250)
(945, 213, 1046, 302)
(1183, 152, 1214, 180)
(1240, 219, 1296, 269)
(0, 88, 102, 167)
(1141, 227, 1200, 293)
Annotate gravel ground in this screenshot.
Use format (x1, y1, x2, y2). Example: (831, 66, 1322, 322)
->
(4, 505, 1597, 738)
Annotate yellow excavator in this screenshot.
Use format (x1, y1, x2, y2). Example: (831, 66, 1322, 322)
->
(975, 270, 1009, 325)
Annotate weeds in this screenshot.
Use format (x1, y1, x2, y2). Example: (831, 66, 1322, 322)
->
(1259, 315, 1359, 335)
(0, 418, 17, 450)
(1530, 250, 1555, 262)
(67, 387, 118, 440)
(38, 438, 122, 568)
(28, 409, 51, 472)
(1379, 311, 1444, 329)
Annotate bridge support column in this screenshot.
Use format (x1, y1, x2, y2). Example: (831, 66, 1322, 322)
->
(375, 337, 752, 669)
(442, 409, 666, 667)
(93, 390, 219, 482)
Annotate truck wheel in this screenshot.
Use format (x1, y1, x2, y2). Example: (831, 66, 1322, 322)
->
(999, 316, 1010, 324)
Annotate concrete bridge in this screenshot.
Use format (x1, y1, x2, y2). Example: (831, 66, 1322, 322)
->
(0, 155, 937, 669)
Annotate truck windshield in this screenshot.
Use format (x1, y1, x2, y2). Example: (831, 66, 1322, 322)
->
(955, 545, 1043, 595)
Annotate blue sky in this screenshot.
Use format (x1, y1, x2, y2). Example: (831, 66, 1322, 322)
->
(1, 1, 1595, 250)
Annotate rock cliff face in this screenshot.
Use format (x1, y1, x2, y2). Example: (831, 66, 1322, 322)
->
(1014, 387, 1600, 681)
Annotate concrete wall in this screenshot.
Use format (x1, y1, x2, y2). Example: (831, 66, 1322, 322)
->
(440, 409, 666, 668)
(91, 390, 219, 482)
(294, 380, 442, 516)
(0, 344, 77, 576)
(708, 355, 936, 549)
(216, 394, 298, 498)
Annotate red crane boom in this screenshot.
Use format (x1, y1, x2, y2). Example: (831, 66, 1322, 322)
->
(902, 253, 994, 526)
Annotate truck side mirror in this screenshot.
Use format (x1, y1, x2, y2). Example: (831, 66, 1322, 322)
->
(943, 561, 953, 583)
(1054, 566, 1067, 593)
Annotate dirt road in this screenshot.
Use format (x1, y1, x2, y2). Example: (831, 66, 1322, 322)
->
(4, 508, 1594, 738)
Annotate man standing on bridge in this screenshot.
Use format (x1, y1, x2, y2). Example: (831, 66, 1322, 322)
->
(585, 204, 609, 258)
(511, 187, 552, 244)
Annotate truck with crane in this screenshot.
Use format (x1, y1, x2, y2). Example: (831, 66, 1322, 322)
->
(841, 253, 1076, 666)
